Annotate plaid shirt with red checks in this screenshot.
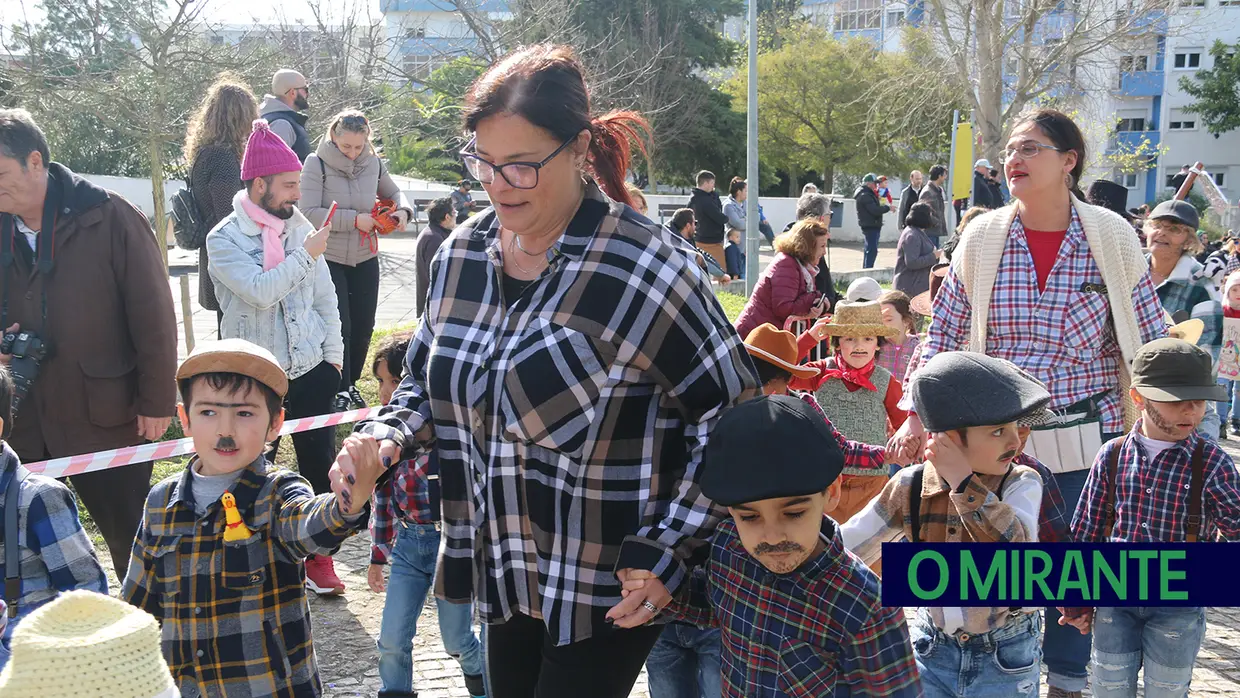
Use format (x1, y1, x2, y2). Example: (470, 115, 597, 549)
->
(918, 209, 1166, 433)
(1017, 453, 1071, 543)
(664, 517, 921, 697)
(1073, 423, 1240, 543)
(369, 452, 435, 565)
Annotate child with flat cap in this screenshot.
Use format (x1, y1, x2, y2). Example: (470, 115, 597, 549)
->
(122, 339, 388, 697)
(1066, 337, 1240, 698)
(626, 394, 920, 697)
(841, 351, 1048, 698)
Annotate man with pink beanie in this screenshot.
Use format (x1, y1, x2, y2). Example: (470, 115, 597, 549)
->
(206, 119, 347, 594)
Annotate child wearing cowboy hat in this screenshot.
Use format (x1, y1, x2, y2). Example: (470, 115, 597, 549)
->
(794, 300, 909, 523)
(624, 395, 921, 697)
(840, 351, 1049, 698)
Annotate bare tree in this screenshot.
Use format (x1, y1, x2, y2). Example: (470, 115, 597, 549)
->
(919, 0, 1192, 159)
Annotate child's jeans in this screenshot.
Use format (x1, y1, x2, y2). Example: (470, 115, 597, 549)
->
(910, 609, 1041, 698)
(1091, 606, 1206, 698)
(645, 623, 723, 698)
(377, 522, 487, 697)
(1216, 378, 1239, 425)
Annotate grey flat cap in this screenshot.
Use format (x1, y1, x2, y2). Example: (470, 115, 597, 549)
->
(912, 352, 1052, 433)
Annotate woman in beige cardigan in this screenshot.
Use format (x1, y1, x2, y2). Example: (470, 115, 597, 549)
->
(300, 110, 412, 411)
(890, 109, 1167, 698)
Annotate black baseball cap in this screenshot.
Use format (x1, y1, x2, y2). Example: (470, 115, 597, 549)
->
(1150, 199, 1200, 230)
(700, 395, 843, 507)
(1131, 338, 1227, 402)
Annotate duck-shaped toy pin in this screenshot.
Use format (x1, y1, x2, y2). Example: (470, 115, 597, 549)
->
(220, 492, 254, 542)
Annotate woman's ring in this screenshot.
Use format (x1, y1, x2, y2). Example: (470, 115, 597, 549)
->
(642, 600, 659, 614)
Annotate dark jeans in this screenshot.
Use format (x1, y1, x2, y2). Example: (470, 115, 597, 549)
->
(861, 227, 881, 268)
(328, 257, 380, 390)
(63, 459, 153, 579)
(645, 624, 723, 698)
(487, 612, 662, 698)
(267, 360, 338, 495)
(1043, 452, 1111, 691)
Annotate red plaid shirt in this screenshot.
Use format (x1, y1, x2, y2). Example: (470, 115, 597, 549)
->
(918, 210, 1166, 432)
(1018, 453, 1071, 543)
(1073, 423, 1240, 543)
(369, 453, 435, 565)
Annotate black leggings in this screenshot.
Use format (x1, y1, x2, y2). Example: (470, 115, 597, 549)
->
(328, 257, 380, 390)
(267, 360, 338, 495)
(486, 613, 662, 698)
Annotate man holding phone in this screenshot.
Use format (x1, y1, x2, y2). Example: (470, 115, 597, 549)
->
(206, 119, 349, 594)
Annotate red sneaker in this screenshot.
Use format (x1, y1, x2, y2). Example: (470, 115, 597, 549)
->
(304, 555, 345, 596)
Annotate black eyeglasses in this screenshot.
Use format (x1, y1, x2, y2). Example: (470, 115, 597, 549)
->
(460, 136, 575, 190)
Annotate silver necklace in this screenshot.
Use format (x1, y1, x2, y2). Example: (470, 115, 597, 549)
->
(507, 232, 546, 275)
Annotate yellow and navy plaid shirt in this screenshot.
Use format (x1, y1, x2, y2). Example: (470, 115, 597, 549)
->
(121, 456, 363, 697)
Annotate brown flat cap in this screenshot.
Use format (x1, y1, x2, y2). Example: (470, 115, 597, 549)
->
(176, 339, 289, 398)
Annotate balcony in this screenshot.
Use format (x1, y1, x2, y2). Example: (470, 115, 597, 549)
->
(1107, 130, 1162, 154)
(1115, 70, 1164, 97)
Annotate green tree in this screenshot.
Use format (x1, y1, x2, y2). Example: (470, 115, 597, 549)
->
(1180, 40, 1240, 137)
(386, 136, 462, 182)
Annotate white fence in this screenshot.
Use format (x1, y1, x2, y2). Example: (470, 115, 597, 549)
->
(81, 174, 906, 244)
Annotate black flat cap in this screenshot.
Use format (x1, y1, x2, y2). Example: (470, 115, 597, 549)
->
(701, 395, 844, 507)
(911, 352, 1052, 433)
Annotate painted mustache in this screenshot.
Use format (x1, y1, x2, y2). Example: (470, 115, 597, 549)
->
(755, 541, 803, 555)
(998, 449, 1017, 463)
(216, 436, 238, 451)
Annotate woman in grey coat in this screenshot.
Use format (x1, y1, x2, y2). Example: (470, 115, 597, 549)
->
(300, 110, 412, 411)
(892, 201, 940, 299)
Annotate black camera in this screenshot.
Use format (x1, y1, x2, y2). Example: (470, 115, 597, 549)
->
(1, 331, 47, 415)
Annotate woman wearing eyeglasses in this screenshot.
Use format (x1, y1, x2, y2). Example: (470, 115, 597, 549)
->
(300, 109, 412, 416)
(341, 44, 759, 697)
(888, 108, 1166, 698)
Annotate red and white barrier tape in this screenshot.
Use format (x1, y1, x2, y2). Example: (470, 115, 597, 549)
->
(24, 407, 383, 480)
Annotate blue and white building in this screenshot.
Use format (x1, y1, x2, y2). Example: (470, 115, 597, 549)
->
(380, 0, 509, 82)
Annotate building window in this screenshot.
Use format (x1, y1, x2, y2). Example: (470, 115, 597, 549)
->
(404, 26, 426, 39)
(886, 10, 905, 26)
(1115, 117, 1147, 131)
(1179, 0, 1205, 6)
(1116, 173, 1139, 189)
(1222, 0, 1240, 5)
(1119, 54, 1149, 72)
(209, 34, 224, 45)
(1215, 171, 1227, 186)
(403, 54, 434, 81)
(1168, 118, 1198, 130)
(804, 3, 832, 28)
(1173, 51, 1202, 68)
(834, 0, 881, 31)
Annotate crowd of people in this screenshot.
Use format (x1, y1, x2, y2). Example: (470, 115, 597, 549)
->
(0, 42, 1238, 698)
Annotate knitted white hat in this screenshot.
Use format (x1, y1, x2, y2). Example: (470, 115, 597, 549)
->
(0, 591, 178, 698)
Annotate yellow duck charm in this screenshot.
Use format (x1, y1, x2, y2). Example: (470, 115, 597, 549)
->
(220, 492, 254, 542)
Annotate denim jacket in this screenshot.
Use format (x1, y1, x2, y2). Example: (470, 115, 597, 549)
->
(207, 191, 343, 379)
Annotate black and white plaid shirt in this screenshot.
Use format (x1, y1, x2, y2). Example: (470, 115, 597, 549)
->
(358, 181, 759, 645)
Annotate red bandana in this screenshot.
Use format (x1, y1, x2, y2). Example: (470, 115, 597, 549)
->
(820, 353, 878, 391)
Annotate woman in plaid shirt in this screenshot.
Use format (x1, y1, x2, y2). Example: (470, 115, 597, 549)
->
(891, 109, 1167, 698)
(335, 45, 759, 698)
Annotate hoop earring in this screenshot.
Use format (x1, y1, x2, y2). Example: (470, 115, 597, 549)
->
(1065, 172, 1075, 191)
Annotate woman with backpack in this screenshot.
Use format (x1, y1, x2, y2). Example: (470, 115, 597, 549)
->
(183, 74, 259, 331)
(300, 109, 412, 412)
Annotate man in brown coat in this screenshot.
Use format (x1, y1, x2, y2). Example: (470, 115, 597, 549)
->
(0, 109, 177, 577)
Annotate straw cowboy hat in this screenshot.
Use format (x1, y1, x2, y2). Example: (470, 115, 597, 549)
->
(1167, 317, 1205, 345)
(0, 590, 179, 697)
(744, 323, 821, 380)
(910, 263, 951, 317)
(816, 301, 898, 339)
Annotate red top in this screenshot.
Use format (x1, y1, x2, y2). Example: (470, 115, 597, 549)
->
(1024, 228, 1068, 293)
(1225, 306, 1240, 319)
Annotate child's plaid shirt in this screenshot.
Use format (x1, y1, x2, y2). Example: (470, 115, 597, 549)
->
(1073, 423, 1240, 543)
(370, 451, 437, 565)
(122, 456, 364, 698)
(841, 463, 1042, 635)
(664, 517, 921, 697)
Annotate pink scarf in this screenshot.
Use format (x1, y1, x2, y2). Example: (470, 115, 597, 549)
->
(239, 196, 287, 271)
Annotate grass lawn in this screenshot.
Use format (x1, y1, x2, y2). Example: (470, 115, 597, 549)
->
(76, 292, 754, 552)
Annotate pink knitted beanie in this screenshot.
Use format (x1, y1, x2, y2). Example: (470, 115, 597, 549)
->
(240, 119, 303, 180)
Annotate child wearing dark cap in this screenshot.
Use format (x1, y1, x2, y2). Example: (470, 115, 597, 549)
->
(1066, 338, 1240, 698)
(840, 351, 1047, 698)
(122, 339, 388, 697)
(626, 395, 921, 697)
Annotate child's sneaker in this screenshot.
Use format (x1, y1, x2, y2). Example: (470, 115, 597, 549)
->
(348, 385, 367, 409)
(305, 555, 346, 595)
(1231, 418, 1240, 436)
(332, 391, 351, 413)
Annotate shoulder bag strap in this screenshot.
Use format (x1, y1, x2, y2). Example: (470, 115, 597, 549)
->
(909, 464, 925, 544)
(5, 466, 26, 618)
(1102, 437, 1124, 539)
(1187, 440, 1206, 543)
